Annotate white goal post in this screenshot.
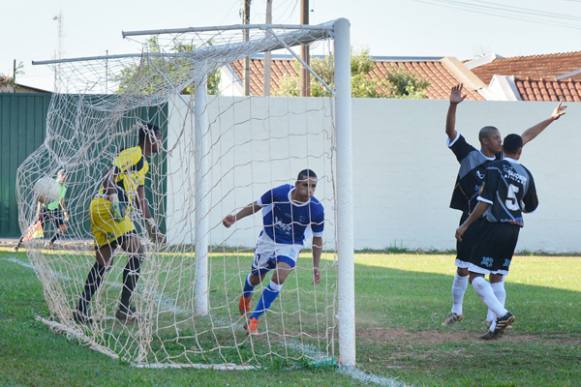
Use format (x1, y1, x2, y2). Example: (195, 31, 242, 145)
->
(26, 18, 354, 368)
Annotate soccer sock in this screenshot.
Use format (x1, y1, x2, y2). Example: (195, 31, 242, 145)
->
(488, 280, 506, 330)
(78, 262, 106, 314)
(486, 308, 496, 326)
(451, 273, 469, 315)
(251, 281, 282, 320)
(119, 254, 142, 313)
(491, 280, 506, 305)
(471, 276, 508, 317)
(243, 274, 256, 298)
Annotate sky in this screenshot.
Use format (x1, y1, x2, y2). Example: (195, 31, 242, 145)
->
(2, 0, 580, 91)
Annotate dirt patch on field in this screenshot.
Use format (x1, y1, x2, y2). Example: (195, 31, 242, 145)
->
(357, 327, 581, 346)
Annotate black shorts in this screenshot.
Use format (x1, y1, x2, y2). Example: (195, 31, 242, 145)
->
(455, 212, 487, 263)
(467, 219, 520, 275)
(40, 208, 65, 228)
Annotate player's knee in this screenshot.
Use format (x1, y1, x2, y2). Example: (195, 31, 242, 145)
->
(468, 272, 483, 284)
(249, 273, 262, 286)
(457, 267, 469, 276)
(489, 273, 504, 283)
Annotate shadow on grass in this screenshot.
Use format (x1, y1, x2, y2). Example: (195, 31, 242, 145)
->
(352, 264, 581, 386)
(2, 251, 580, 386)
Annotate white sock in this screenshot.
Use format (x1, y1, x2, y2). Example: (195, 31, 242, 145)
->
(486, 309, 495, 323)
(451, 273, 468, 315)
(472, 277, 508, 317)
(488, 280, 506, 331)
(491, 280, 506, 305)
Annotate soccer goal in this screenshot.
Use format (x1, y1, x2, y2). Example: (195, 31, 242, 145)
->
(17, 19, 354, 369)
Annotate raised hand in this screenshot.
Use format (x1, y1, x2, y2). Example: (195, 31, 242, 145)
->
(551, 102, 567, 121)
(450, 84, 467, 105)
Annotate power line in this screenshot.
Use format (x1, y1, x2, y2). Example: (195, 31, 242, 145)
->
(412, 0, 581, 30)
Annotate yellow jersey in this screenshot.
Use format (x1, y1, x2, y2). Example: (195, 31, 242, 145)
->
(99, 146, 149, 206)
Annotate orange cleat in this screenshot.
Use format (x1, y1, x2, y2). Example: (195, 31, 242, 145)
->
(245, 317, 259, 335)
(239, 295, 252, 315)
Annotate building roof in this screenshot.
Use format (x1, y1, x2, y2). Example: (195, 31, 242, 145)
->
(229, 56, 484, 100)
(472, 51, 581, 84)
(514, 77, 581, 102)
(369, 59, 483, 100)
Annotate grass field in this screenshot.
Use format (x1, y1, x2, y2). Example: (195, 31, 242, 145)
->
(1, 248, 580, 386)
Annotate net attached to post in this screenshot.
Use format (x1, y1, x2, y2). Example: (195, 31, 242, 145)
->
(17, 22, 341, 369)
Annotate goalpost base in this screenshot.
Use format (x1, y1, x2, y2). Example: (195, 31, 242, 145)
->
(36, 315, 259, 371)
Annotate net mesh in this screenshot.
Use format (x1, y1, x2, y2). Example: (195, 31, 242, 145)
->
(16, 23, 340, 368)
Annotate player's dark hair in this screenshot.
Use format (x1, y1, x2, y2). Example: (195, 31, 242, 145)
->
(139, 123, 161, 145)
(297, 169, 317, 181)
(478, 126, 499, 142)
(503, 134, 523, 154)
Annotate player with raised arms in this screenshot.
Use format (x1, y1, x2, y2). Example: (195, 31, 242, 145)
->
(442, 84, 565, 329)
(456, 134, 538, 339)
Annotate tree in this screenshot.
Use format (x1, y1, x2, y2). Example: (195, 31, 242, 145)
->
(274, 50, 430, 98)
(116, 37, 221, 95)
(0, 74, 15, 91)
(386, 69, 430, 99)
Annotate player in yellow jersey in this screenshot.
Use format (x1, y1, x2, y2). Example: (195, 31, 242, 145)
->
(73, 123, 165, 325)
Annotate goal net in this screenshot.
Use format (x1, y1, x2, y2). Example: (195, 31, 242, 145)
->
(16, 19, 354, 369)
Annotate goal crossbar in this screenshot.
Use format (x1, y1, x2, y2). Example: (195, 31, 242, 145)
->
(32, 21, 335, 66)
(122, 22, 334, 37)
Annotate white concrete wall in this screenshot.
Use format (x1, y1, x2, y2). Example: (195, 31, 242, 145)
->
(167, 96, 581, 253)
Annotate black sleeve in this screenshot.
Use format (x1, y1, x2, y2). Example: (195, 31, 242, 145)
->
(449, 134, 477, 163)
(522, 169, 539, 213)
(478, 165, 500, 204)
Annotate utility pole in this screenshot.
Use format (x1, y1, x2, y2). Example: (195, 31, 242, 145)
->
(12, 59, 17, 92)
(52, 11, 63, 91)
(243, 0, 252, 96)
(263, 0, 273, 96)
(105, 49, 109, 93)
(300, 0, 310, 96)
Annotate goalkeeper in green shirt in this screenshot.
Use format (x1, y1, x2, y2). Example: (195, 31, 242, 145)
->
(15, 169, 69, 250)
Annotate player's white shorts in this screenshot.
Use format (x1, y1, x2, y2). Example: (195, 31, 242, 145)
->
(251, 231, 303, 276)
(454, 259, 471, 269)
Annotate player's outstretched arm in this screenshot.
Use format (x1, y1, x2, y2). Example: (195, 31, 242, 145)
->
(456, 201, 489, 241)
(312, 236, 322, 285)
(446, 84, 466, 141)
(222, 202, 262, 228)
(521, 102, 567, 145)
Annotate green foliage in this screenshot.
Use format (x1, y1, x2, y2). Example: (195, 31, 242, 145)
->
(274, 50, 429, 98)
(116, 37, 221, 96)
(386, 69, 430, 99)
(0, 74, 15, 88)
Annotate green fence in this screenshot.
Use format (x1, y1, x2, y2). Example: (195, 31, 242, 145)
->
(0, 93, 51, 237)
(0, 93, 167, 238)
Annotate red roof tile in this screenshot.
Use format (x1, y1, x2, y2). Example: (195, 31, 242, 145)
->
(473, 51, 581, 84)
(230, 57, 484, 100)
(514, 77, 581, 102)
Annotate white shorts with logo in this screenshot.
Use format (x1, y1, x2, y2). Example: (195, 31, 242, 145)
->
(251, 231, 303, 276)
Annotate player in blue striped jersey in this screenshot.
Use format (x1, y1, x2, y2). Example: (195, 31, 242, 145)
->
(222, 169, 324, 335)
